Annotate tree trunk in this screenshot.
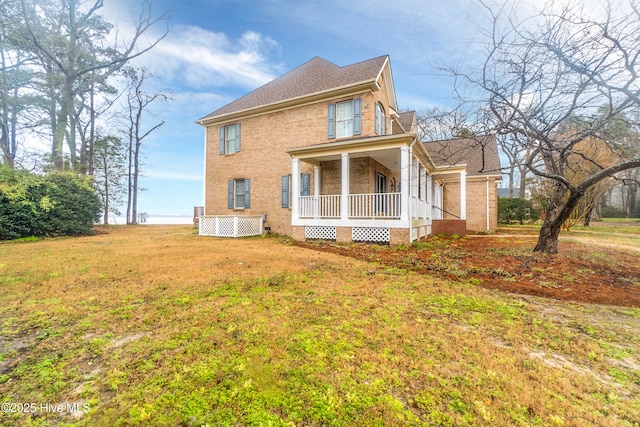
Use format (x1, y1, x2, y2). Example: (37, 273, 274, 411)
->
(534, 219, 563, 253)
(53, 109, 67, 170)
(534, 184, 583, 253)
(102, 162, 109, 224)
(518, 168, 528, 199)
(88, 82, 95, 175)
(0, 122, 12, 167)
(583, 204, 594, 226)
(508, 164, 515, 197)
(627, 183, 637, 218)
(131, 139, 140, 224)
(126, 135, 133, 224)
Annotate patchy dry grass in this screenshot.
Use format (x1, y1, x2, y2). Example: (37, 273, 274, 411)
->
(0, 225, 639, 426)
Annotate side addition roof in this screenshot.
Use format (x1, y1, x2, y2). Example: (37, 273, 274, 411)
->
(198, 55, 394, 125)
(422, 136, 503, 178)
(396, 111, 417, 134)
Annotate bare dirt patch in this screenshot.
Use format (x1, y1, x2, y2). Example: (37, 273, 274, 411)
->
(298, 234, 640, 307)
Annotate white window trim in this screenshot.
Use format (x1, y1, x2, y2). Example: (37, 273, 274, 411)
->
(375, 103, 385, 135)
(336, 100, 355, 138)
(234, 179, 245, 210)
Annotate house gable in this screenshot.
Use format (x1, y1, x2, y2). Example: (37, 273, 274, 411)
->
(198, 55, 392, 126)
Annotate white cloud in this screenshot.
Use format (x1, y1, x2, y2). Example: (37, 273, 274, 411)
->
(139, 25, 281, 90)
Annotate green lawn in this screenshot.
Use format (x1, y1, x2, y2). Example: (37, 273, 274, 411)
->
(0, 225, 638, 426)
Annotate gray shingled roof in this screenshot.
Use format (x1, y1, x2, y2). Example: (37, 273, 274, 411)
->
(199, 55, 389, 122)
(397, 111, 416, 133)
(422, 136, 502, 177)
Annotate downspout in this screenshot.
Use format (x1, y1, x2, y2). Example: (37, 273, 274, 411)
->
(203, 126, 208, 215)
(486, 177, 490, 231)
(409, 138, 417, 238)
(407, 138, 417, 221)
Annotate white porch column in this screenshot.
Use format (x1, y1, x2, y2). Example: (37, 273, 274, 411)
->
(314, 165, 321, 196)
(460, 170, 467, 220)
(420, 165, 427, 200)
(411, 157, 419, 198)
(292, 158, 300, 222)
(400, 147, 410, 221)
(419, 165, 427, 218)
(340, 153, 350, 220)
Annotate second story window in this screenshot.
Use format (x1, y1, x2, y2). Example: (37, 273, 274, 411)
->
(336, 101, 354, 138)
(219, 123, 241, 154)
(328, 98, 361, 139)
(375, 103, 385, 135)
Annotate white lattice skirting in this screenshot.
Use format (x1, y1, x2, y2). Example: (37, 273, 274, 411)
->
(352, 227, 390, 243)
(199, 216, 263, 237)
(305, 226, 337, 240)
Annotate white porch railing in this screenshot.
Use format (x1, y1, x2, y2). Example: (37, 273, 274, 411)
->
(299, 195, 341, 218)
(411, 196, 430, 219)
(199, 215, 264, 237)
(349, 193, 401, 218)
(296, 193, 432, 221)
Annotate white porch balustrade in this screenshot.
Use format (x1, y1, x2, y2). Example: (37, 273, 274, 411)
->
(297, 193, 424, 219)
(411, 196, 430, 220)
(299, 195, 341, 218)
(349, 193, 401, 218)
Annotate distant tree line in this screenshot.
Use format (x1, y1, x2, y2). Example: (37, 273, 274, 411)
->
(0, 0, 170, 235)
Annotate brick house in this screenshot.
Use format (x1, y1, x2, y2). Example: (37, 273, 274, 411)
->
(196, 55, 501, 244)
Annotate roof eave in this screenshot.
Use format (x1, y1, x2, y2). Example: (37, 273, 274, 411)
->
(286, 132, 437, 171)
(197, 80, 379, 127)
(286, 133, 415, 156)
(376, 57, 398, 112)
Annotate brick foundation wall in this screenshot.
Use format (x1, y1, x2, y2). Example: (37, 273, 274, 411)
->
(291, 226, 306, 241)
(336, 227, 352, 243)
(390, 228, 410, 245)
(431, 220, 468, 236)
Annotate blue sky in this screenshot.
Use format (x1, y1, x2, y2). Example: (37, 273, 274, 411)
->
(102, 0, 495, 218)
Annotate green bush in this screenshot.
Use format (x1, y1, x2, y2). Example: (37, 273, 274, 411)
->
(0, 167, 101, 240)
(600, 204, 625, 218)
(498, 198, 539, 224)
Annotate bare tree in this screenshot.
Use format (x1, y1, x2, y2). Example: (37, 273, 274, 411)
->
(416, 107, 473, 141)
(122, 67, 168, 224)
(444, 0, 640, 253)
(14, 0, 169, 171)
(0, 1, 34, 168)
(93, 133, 126, 224)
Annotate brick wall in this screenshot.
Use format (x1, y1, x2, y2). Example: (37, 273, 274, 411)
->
(440, 178, 499, 232)
(320, 158, 392, 195)
(431, 220, 468, 236)
(204, 91, 386, 235)
(390, 228, 410, 245)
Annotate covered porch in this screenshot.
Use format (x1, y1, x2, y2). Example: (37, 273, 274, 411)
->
(286, 134, 437, 244)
